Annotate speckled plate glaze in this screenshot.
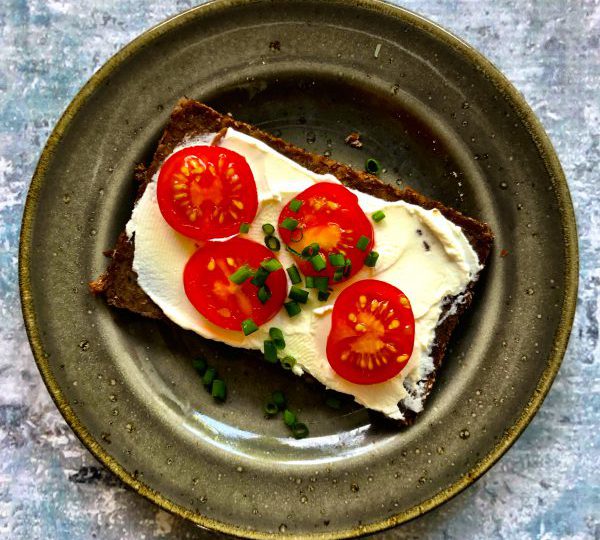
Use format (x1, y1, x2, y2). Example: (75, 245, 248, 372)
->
(20, 1, 577, 538)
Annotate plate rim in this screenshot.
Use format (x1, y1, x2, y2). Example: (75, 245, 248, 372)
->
(19, 0, 578, 538)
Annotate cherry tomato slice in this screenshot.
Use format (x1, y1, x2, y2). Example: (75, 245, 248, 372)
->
(326, 280, 415, 385)
(277, 183, 374, 284)
(157, 146, 258, 240)
(184, 237, 286, 331)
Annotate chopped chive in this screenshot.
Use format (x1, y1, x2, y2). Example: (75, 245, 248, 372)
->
(325, 394, 342, 409)
(301, 243, 319, 259)
(265, 235, 281, 251)
(241, 318, 258, 336)
(288, 286, 309, 304)
(372, 210, 386, 223)
(264, 401, 279, 417)
(239, 222, 250, 234)
(343, 258, 352, 277)
(263, 340, 278, 363)
(356, 235, 370, 251)
(283, 409, 296, 427)
(310, 253, 327, 272)
(211, 379, 226, 401)
(269, 327, 285, 349)
(365, 158, 381, 175)
(365, 251, 380, 267)
(281, 217, 299, 231)
(262, 223, 275, 235)
(251, 266, 270, 287)
(289, 199, 303, 212)
(290, 228, 304, 243)
(333, 269, 344, 282)
(328, 253, 345, 267)
(313, 276, 329, 291)
(229, 265, 252, 285)
(284, 300, 301, 317)
(286, 265, 302, 284)
(292, 422, 309, 439)
(272, 391, 287, 410)
(257, 285, 271, 304)
(202, 367, 216, 387)
(305, 276, 315, 288)
(287, 245, 302, 256)
(281, 356, 296, 370)
(261, 258, 282, 273)
(192, 357, 207, 375)
(317, 290, 331, 302)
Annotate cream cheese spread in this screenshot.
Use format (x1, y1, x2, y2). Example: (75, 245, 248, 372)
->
(126, 128, 481, 419)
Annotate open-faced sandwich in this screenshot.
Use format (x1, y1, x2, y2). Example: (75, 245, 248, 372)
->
(90, 98, 493, 425)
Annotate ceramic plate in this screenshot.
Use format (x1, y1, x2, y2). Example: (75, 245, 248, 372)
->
(20, 1, 577, 537)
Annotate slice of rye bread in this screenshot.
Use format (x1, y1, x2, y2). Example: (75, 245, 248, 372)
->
(90, 98, 494, 424)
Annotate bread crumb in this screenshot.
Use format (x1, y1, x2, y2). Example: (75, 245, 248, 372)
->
(345, 132, 363, 149)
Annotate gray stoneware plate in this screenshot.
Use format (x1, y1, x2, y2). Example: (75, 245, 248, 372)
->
(20, 0, 577, 538)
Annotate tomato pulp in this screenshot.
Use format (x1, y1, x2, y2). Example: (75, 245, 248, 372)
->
(326, 280, 415, 384)
(157, 146, 258, 240)
(277, 183, 374, 284)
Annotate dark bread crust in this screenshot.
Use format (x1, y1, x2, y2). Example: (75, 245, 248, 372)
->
(90, 98, 493, 424)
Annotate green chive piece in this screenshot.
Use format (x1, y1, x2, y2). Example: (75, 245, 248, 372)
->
(192, 357, 207, 375)
(241, 318, 258, 336)
(269, 327, 286, 350)
(310, 254, 327, 272)
(287, 245, 302, 256)
(286, 265, 302, 284)
(333, 269, 344, 282)
(281, 356, 296, 370)
(284, 301, 301, 317)
(313, 276, 329, 291)
(283, 409, 296, 427)
(328, 253, 345, 267)
(281, 217, 299, 231)
(343, 258, 352, 277)
(365, 251, 380, 267)
(229, 265, 252, 285)
(289, 199, 303, 212)
(290, 228, 304, 243)
(211, 379, 226, 401)
(305, 276, 315, 288)
(262, 223, 275, 235)
(372, 210, 386, 223)
(202, 367, 216, 387)
(317, 290, 331, 302)
(288, 286, 309, 304)
(292, 422, 309, 439)
(272, 391, 287, 410)
(264, 401, 279, 417)
(257, 285, 271, 304)
(301, 243, 319, 259)
(263, 340, 278, 363)
(365, 158, 381, 175)
(356, 235, 370, 251)
(265, 235, 281, 251)
(239, 222, 250, 234)
(251, 266, 270, 287)
(261, 258, 282, 273)
(325, 394, 342, 409)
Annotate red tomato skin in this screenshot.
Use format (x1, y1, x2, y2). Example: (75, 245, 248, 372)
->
(326, 279, 415, 385)
(157, 146, 258, 241)
(183, 238, 286, 331)
(277, 182, 374, 283)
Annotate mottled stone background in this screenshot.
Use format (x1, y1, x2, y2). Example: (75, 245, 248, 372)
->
(0, 0, 598, 538)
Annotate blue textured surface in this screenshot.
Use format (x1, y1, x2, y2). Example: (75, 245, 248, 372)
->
(1, 1, 598, 538)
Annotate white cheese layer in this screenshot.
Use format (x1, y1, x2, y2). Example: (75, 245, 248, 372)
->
(126, 128, 481, 420)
